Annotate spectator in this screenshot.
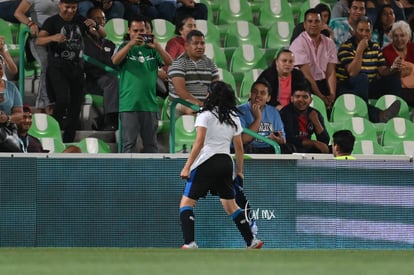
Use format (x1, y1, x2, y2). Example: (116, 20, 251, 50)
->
(176, 0, 207, 21)
(179, 81, 263, 249)
(332, 0, 350, 19)
(168, 29, 219, 115)
(290, 3, 333, 44)
(84, 6, 119, 130)
(78, 0, 125, 20)
(382, 20, 414, 107)
(280, 82, 330, 154)
(366, 0, 405, 23)
(112, 15, 172, 153)
(123, 0, 175, 22)
(36, 0, 106, 142)
(336, 16, 402, 122)
(0, 54, 23, 152)
(237, 79, 291, 154)
(0, 0, 22, 23)
(165, 15, 196, 61)
(16, 104, 48, 153)
(372, 4, 395, 48)
(332, 129, 356, 159)
(14, 0, 60, 114)
(0, 35, 18, 80)
(258, 49, 307, 110)
(330, 0, 366, 48)
(290, 8, 338, 111)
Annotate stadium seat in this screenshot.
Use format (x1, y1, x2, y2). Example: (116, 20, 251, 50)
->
(216, 0, 254, 25)
(217, 67, 237, 93)
(195, 19, 221, 46)
(104, 18, 127, 45)
(0, 18, 19, 57)
(392, 140, 414, 155)
(223, 20, 262, 49)
(257, 0, 295, 34)
(239, 68, 264, 100)
(28, 113, 63, 141)
(340, 117, 379, 143)
(174, 115, 197, 153)
(40, 137, 66, 153)
(297, 0, 329, 23)
(229, 44, 267, 74)
(204, 42, 227, 70)
(381, 117, 414, 147)
(264, 21, 294, 58)
(330, 94, 369, 123)
(151, 19, 175, 44)
(374, 94, 410, 120)
(352, 140, 386, 155)
(77, 137, 112, 153)
(310, 94, 329, 123)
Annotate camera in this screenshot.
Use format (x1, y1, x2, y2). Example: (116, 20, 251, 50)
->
(141, 34, 154, 43)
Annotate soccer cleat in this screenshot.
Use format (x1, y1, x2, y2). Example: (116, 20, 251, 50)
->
(247, 238, 264, 249)
(181, 241, 198, 249)
(249, 218, 258, 238)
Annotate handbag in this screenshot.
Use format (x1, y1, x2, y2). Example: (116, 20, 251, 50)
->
(401, 61, 414, 89)
(0, 123, 23, 152)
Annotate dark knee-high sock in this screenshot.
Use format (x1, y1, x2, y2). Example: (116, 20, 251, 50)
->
(234, 176, 251, 218)
(180, 206, 195, 244)
(231, 208, 253, 246)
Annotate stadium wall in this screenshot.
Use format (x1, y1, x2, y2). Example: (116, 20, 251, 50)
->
(0, 154, 413, 249)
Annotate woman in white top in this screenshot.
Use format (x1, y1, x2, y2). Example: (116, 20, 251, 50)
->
(179, 81, 264, 249)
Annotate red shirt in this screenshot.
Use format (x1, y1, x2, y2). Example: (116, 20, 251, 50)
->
(382, 42, 414, 66)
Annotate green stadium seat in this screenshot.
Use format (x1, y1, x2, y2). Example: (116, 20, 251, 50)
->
(310, 94, 329, 123)
(174, 115, 197, 153)
(381, 117, 414, 147)
(28, 113, 63, 142)
(392, 140, 414, 155)
(104, 18, 127, 45)
(330, 94, 369, 123)
(77, 137, 112, 153)
(374, 94, 410, 120)
(340, 116, 379, 143)
(152, 19, 175, 44)
(264, 21, 294, 58)
(204, 42, 227, 70)
(40, 137, 66, 153)
(0, 18, 19, 57)
(216, 0, 254, 25)
(223, 20, 262, 49)
(217, 67, 237, 93)
(257, 0, 295, 33)
(195, 19, 221, 46)
(229, 44, 267, 74)
(352, 140, 386, 155)
(158, 96, 170, 134)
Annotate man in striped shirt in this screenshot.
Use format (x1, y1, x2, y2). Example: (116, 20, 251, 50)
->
(336, 16, 401, 123)
(168, 30, 219, 115)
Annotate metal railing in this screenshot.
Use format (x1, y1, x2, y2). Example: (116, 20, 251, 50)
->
(169, 98, 281, 154)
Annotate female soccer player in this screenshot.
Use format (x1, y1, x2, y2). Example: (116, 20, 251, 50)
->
(179, 81, 264, 249)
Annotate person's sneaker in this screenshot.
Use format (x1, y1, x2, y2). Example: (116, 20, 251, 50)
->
(378, 100, 401, 123)
(247, 238, 264, 249)
(181, 241, 198, 249)
(249, 218, 258, 239)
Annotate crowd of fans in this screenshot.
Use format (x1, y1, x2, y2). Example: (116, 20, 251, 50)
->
(1, 0, 414, 154)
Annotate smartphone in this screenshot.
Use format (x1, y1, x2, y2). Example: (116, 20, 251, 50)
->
(273, 132, 280, 137)
(141, 34, 154, 43)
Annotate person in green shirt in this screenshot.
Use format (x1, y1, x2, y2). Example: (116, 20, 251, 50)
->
(112, 15, 172, 153)
(333, 129, 356, 160)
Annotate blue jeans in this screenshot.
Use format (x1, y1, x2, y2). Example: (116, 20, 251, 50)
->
(120, 111, 158, 153)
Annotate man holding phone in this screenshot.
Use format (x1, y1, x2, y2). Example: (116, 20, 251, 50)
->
(112, 14, 172, 153)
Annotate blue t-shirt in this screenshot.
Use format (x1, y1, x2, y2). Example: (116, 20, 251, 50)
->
(238, 102, 285, 148)
(0, 81, 23, 115)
